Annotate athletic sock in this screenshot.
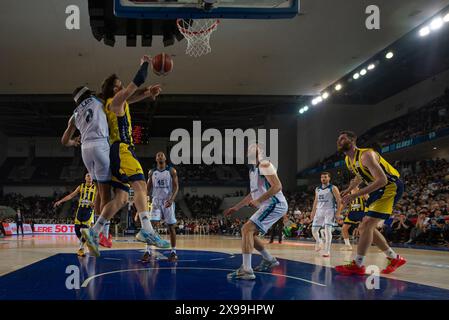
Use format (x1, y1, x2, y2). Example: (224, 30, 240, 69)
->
(259, 249, 274, 261)
(383, 248, 398, 259)
(171, 247, 176, 254)
(312, 226, 321, 243)
(324, 225, 333, 253)
(242, 254, 252, 272)
(344, 238, 351, 246)
(139, 211, 155, 233)
(355, 254, 365, 267)
(79, 240, 85, 250)
(92, 216, 107, 235)
(103, 222, 110, 238)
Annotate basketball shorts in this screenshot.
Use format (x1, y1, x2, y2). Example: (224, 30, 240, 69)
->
(250, 201, 288, 235)
(81, 138, 111, 183)
(75, 207, 94, 225)
(110, 142, 145, 192)
(312, 208, 336, 228)
(150, 198, 176, 225)
(365, 179, 404, 220)
(344, 211, 365, 225)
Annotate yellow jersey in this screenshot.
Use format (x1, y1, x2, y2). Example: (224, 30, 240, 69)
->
(104, 98, 134, 146)
(345, 148, 400, 184)
(78, 183, 96, 209)
(349, 196, 366, 213)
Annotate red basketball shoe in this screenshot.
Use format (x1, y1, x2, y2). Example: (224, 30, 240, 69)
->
(335, 260, 366, 275)
(99, 233, 112, 248)
(381, 255, 406, 274)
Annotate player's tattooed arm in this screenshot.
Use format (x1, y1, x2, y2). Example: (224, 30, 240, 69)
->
(110, 55, 151, 114)
(165, 168, 179, 208)
(342, 151, 387, 205)
(54, 186, 80, 208)
(61, 116, 80, 147)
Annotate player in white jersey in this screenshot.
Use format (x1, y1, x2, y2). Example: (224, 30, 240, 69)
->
(224, 143, 288, 280)
(310, 172, 342, 257)
(141, 152, 179, 262)
(61, 87, 112, 245)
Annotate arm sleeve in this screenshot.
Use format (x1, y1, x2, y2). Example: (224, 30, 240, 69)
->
(132, 62, 149, 87)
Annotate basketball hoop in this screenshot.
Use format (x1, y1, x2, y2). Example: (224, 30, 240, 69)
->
(177, 19, 219, 57)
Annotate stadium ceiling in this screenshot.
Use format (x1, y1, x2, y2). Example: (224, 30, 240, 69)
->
(1, 0, 449, 96)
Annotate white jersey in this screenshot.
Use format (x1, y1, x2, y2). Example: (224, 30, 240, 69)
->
(73, 96, 109, 144)
(315, 184, 337, 210)
(151, 167, 173, 200)
(249, 164, 287, 206)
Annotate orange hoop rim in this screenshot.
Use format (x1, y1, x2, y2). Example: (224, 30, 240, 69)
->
(176, 19, 220, 36)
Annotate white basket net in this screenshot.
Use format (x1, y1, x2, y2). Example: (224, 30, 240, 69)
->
(177, 19, 219, 57)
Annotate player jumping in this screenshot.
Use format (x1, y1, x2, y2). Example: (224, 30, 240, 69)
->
(224, 143, 288, 280)
(82, 55, 170, 256)
(335, 131, 406, 275)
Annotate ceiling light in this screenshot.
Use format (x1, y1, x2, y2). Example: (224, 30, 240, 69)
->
(335, 84, 342, 91)
(430, 17, 443, 30)
(367, 64, 375, 70)
(419, 26, 430, 37)
(353, 73, 360, 80)
(303, 106, 309, 112)
(444, 13, 449, 22)
(321, 92, 329, 99)
(360, 69, 367, 76)
(312, 96, 323, 105)
(299, 108, 304, 114)
(386, 51, 394, 59)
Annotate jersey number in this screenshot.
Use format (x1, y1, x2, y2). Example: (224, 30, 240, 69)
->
(85, 109, 93, 123)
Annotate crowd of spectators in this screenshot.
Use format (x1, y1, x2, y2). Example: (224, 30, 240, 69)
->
(1, 155, 449, 247)
(311, 88, 449, 169)
(0, 193, 64, 224)
(184, 194, 222, 217)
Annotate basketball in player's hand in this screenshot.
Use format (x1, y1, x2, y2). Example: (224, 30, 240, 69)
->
(152, 53, 173, 76)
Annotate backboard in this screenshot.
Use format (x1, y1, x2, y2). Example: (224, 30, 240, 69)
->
(114, 0, 300, 19)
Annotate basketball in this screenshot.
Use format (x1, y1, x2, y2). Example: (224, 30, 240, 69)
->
(152, 53, 174, 76)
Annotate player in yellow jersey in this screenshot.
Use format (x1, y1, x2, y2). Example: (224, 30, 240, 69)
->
(82, 55, 170, 257)
(340, 187, 367, 251)
(54, 173, 96, 257)
(335, 131, 406, 275)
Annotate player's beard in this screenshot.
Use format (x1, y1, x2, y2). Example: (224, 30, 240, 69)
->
(338, 141, 352, 153)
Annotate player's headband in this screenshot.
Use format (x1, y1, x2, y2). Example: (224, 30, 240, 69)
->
(74, 86, 90, 103)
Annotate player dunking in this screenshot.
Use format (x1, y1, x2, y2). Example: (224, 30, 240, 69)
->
(335, 131, 406, 275)
(310, 172, 342, 257)
(340, 188, 367, 251)
(54, 173, 96, 257)
(142, 151, 179, 262)
(224, 143, 288, 280)
(82, 55, 170, 256)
